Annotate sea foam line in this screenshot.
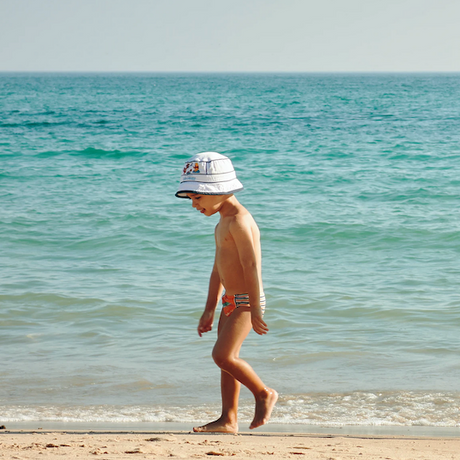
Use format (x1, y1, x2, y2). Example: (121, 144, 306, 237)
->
(1, 391, 459, 427)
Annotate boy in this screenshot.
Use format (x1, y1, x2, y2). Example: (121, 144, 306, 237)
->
(176, 152, 278, 433)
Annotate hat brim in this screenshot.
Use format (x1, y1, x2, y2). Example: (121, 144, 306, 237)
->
(175, 178, 243, 199)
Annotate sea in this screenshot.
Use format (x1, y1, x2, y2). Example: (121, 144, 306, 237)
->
(1, 72, 460, 433)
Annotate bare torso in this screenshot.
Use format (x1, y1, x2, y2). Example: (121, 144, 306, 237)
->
(215, 207, 263, 295)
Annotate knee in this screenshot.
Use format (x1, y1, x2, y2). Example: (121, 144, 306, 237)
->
(212, 348, 234, 371)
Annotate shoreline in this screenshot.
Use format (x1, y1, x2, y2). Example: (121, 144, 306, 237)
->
(1, 429, 459, 460)
(2, 422, 460, 438)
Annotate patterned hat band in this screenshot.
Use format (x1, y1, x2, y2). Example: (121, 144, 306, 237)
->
(180, 171, 237, 183)
(176, 152, 243, 199)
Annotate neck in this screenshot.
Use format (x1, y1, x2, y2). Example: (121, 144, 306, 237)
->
(218, 195, 240, 217)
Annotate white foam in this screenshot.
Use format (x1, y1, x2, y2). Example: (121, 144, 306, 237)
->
(1, 391, 459, 427)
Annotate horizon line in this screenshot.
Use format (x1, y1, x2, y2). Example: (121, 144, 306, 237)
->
(1, 70, 460, 75)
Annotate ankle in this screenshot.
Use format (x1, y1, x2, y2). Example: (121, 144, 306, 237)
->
(222, 414, 238, 425)
(255, 387, 272, 400)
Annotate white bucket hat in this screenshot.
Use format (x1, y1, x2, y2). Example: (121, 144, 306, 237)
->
(175, 152, 243, 198)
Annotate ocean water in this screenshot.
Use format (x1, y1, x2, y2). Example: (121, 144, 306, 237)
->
(1, 73, 460, 430)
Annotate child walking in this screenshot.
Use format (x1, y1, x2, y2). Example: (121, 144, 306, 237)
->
(176, 152, 278, 433)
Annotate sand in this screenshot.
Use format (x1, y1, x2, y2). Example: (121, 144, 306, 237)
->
(1, 430, 459, 460)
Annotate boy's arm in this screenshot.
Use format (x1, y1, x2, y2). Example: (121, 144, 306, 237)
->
(197, 261, 223, 337)
(230, 217, 269, 336)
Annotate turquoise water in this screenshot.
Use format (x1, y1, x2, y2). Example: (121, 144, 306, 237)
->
(1, 73, 460, 428)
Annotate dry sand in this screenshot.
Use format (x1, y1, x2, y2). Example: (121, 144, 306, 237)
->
(1, 430, 459, 460)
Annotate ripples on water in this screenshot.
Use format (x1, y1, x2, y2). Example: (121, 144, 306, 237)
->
(1, 73, 460, 426)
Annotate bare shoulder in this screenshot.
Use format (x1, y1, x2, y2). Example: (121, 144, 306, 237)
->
(228, 208, 260, 237)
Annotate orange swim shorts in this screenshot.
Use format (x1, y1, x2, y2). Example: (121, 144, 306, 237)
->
(222, 292, 266, 317)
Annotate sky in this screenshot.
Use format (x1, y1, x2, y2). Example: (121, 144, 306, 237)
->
(1, 0, 460, 72)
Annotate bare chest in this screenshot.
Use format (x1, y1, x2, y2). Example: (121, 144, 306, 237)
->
(215, 222, 235, 251)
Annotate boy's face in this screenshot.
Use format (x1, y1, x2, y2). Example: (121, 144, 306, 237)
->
(187, 193, 224, 216)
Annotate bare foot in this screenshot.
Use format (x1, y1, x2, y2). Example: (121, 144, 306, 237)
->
(249, 388, 278, 430)
(193, 417, 238, 434)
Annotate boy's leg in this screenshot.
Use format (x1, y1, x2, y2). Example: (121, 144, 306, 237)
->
(193, 311, 243, 433)
(212, 308, 277, 430)
(221, 368, 241, 423)
(193, 370, 240, 433)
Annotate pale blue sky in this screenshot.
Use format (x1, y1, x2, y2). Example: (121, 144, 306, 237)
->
(1, 0, 459, 72)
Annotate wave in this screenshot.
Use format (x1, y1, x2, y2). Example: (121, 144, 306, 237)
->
(1, 391, 459, 427)
(0, 121, 70, 128)
(26, 148, 149, 159)
(69, 148, 148, 158)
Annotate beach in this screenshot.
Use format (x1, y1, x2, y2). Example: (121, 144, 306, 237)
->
(1, 430, 459, 459)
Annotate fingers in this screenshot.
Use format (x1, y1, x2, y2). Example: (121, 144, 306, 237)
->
(252, 318, 269, 335)
(198, 324, 213, 337)
(198, 311, 215, 336)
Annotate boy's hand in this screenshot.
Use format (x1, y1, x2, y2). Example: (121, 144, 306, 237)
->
(197, 310, 214, 337)
(251, 307, 269, 335)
